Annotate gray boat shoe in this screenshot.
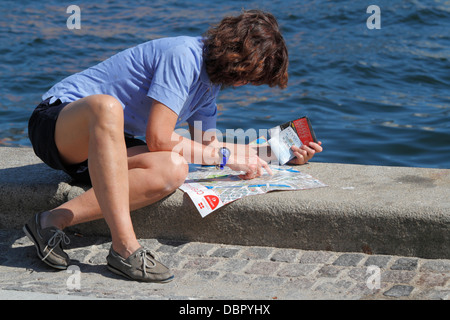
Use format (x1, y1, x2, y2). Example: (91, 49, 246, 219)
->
(107, 246, 174, 283)
(23, 212, 71, 270)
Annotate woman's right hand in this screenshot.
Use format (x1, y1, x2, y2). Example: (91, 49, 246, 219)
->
(226, 153, 273, 180)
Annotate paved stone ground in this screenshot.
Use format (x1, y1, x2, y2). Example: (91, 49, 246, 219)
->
(0, 229, 449, 300)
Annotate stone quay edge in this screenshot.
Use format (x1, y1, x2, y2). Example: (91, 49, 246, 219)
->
(0, 146, 448, 259)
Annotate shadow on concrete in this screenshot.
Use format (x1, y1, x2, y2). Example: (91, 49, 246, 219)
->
(0, 228, 188, 282)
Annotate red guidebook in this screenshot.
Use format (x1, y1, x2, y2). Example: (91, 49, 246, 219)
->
(277, 116, 318, 146)
(267, 116, 318, 164)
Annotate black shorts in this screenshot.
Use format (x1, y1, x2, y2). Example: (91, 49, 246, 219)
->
(28, 97, 146, 184)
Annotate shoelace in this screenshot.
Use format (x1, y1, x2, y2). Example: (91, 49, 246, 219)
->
(42, 229, 70, 261)
(139, 248, 157, 277)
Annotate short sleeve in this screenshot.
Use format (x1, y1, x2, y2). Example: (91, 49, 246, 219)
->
(187, 102, 217, 131)
(147, 47, 196, 115)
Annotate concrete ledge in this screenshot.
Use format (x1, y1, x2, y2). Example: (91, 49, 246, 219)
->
(1, 146, 449, 259)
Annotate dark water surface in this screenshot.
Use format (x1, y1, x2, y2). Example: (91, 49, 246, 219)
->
(1, 0, 449, 168)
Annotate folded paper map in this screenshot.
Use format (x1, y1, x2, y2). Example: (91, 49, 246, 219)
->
(179, 164, 327, 217)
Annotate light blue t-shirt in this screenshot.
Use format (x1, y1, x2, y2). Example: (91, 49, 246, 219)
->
(43, 36, 221, 136)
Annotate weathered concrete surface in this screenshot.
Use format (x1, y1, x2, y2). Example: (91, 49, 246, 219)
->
(0, 146, 449, 259)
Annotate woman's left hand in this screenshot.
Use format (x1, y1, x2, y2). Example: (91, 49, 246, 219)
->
(288, 141, 323, 165)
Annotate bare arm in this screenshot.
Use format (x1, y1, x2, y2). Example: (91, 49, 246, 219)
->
(146, 100, 220, 165)
(146, 100, 272, 179)
(188, 120, 273, 178)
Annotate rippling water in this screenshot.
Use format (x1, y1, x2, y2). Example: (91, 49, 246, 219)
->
(1, 0, 449, 168)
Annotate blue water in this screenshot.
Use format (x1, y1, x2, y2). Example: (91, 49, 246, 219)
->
(1, 0, 449, 168)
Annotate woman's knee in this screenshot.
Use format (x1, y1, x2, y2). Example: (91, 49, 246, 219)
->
(131, 151, 188, 194)
(156, 152, 188, 193)
(168, 152, 189, 188)
(87, 94, 124, 129)
(55, 95, 124, 164)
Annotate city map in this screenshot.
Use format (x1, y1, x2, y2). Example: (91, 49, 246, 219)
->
(179, 164, 327, 217)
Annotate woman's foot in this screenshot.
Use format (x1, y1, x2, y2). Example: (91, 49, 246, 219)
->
(23, 212, 71, 269)
(106, 246, 174, 283)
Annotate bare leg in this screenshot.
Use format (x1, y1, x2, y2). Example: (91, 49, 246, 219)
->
(47, 95, 187, 258)
(42, 147, 187, 233)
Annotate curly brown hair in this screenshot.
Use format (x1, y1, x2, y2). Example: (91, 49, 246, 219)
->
(203, 10, 288, 89)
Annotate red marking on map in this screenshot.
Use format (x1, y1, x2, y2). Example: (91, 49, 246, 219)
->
(204, 195, 220, 210)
